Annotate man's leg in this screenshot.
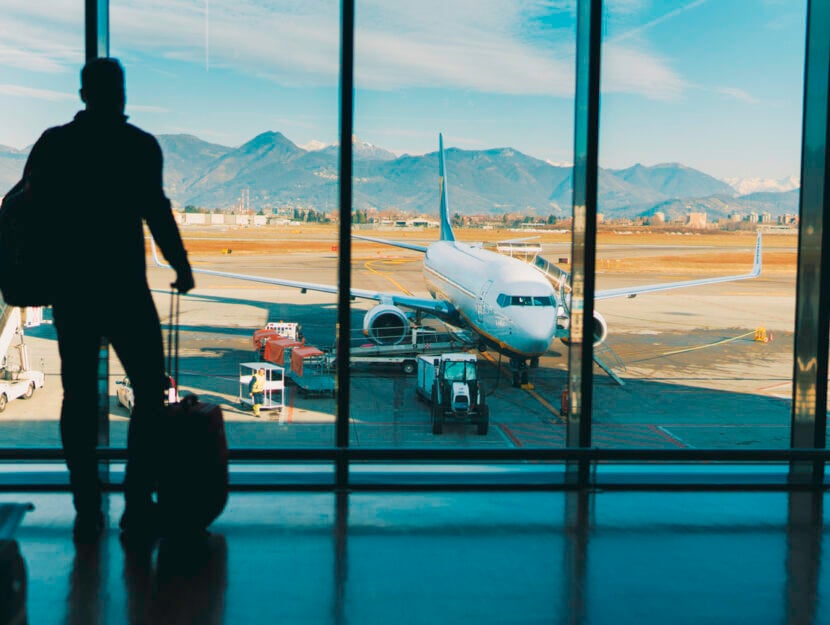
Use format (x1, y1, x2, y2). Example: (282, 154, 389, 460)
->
(53, 305, 104, 530)
(108, 290, 165, 527)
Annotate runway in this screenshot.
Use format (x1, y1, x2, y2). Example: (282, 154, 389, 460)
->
(0, 228, 800, 450)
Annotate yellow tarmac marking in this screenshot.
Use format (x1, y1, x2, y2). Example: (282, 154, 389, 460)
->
(480, 352, 564, 423)
(627, 330, 756, 363)
(363, 259, 416, 295)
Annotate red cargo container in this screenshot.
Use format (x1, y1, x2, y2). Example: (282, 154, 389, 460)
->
(264, 337, 303, 366)
(291, 346, 325, 377)
(252, 328, 281, 353)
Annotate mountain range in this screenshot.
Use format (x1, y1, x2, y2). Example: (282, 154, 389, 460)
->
(0, 132, 799, 220)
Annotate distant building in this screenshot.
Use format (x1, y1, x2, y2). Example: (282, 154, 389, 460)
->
(748, 212, 759, 224)
(686, 212, 708, 229)
(760, 212, 773, 224)
(597, 214, 605, 224)
(651, 212, 666, 225)
(728, 212, 743, 222)
(183, 213, 208, 225)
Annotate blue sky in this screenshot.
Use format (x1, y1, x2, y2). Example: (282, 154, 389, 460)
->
(0, 0, 807, 180)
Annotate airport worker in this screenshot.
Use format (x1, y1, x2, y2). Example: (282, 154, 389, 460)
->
(22, 58, 194, 541)
(249, 368, 266, 417)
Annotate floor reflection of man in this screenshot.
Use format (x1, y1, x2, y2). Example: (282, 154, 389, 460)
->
(122, 533, 228, 625)
(65, 535, 105, 625)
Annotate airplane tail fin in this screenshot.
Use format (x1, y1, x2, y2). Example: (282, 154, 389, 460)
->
(438, 133, 455, 242)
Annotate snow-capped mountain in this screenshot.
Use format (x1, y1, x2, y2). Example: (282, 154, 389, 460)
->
(722, 175, 800, 195)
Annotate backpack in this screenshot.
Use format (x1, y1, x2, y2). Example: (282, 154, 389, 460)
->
(0, 178, 55, 306)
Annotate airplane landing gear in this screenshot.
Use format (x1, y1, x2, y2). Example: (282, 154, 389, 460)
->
(510, 359, 530, 387)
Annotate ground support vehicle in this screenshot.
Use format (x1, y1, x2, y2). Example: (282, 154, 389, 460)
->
(116, 375, 180, 414)
(238, 362, 286, 416)
(252, 321, 300, 358)
(288, 346, 335, 397)
(332, 326, 477, 374)
(0, 365, 44, 412)
(415, 353, 489, 435)
(0, 307, 44, 413)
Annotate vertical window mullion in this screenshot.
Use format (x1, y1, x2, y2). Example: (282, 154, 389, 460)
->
(566, 0, 603, 483)
(336, 0, 355, 488)
(790, 0, 830, 483)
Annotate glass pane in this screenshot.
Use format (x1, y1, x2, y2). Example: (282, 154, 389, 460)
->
(0, 1, 84, 447)
(594, 0, 805, 449)
(352, 2, 576, 448)
(111, 0, 340, 447)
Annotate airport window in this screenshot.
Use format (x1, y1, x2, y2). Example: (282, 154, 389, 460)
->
(110, 0, 341, 449)
(351, 0, 576, 448)
(0, 2, 84, 449)
(592, 0, 806, 449)
(0, 0, 827, 488)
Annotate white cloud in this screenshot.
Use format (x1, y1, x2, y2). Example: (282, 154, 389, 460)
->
(0, 3, 84, 72)
(602, 44, 687, 100)
(714, 87, 759, 104)
(1, 0, 688, 102)
(0, 84, 75, 101)
(128, 104, 170, 113)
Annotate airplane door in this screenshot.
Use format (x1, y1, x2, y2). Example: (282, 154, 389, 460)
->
(476, 280, 494, 322)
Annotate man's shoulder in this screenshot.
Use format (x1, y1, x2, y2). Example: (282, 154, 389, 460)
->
(123, 123, 162, 150)
(35, 121, 76, 145)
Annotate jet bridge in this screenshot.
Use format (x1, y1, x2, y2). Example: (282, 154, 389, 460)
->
(497, 248, 626, 387)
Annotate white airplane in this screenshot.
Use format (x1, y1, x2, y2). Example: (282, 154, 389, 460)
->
(153, 134, 762, 386)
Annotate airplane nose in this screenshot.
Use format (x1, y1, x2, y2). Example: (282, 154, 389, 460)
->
(516, 310, 557, 355)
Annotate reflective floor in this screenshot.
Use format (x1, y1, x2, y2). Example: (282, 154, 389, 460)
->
(0, 489, 828, 625)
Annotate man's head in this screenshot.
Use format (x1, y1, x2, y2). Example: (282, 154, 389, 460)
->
(80, 58, 125, 114)
(258, 368, 265, 375)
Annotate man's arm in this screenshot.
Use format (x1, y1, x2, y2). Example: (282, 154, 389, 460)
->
(142, 136, 194, 292)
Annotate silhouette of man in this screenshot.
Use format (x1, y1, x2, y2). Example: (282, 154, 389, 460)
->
(23, 58, 194, 540)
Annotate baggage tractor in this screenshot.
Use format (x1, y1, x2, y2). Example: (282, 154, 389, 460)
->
(157, 291, 229, 533)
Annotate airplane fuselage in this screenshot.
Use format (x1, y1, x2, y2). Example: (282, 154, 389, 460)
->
(423, 241, 558, 358)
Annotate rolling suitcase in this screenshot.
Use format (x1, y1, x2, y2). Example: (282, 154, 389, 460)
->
(0, 540, 26, 625)
(157, 291, 229, 533)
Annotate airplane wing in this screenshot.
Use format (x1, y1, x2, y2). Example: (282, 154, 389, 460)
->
(595, 232, 762, 300)
(353, 234, 428, 253)
(150, 239, 456, 320)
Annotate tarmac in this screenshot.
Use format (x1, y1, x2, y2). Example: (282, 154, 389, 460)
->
(0, 233, 800, 450)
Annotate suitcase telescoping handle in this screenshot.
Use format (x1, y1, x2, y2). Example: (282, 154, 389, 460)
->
(167, 288, 181, 401)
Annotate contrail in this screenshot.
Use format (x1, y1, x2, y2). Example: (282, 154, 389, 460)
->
(609, 0, 708, 44)
(205, 0, 210, 71)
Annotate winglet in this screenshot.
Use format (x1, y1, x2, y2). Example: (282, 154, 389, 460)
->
(751, 231, 762, 277)
(150, 237, 169, 268)
(438, 133, 455, 242)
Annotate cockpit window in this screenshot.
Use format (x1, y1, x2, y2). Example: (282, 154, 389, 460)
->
(497, 294, 554, 307)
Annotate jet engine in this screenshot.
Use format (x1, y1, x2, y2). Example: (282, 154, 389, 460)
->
(592, 310, 608, 346)
(560, 310, 608, 347)
(362, 304, 410, 345)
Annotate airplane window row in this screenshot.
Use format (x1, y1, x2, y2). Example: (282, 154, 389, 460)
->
(496, 294, 555, 308)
